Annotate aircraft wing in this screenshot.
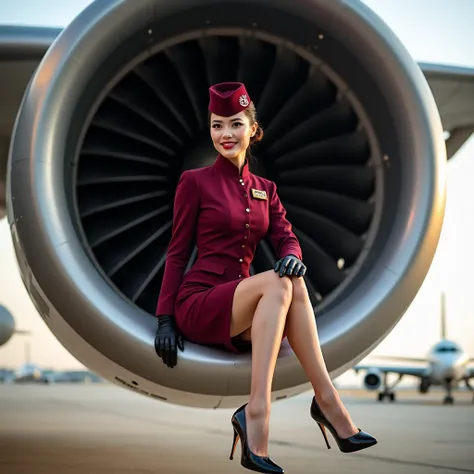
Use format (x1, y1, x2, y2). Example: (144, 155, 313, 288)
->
(0, 26, 61, 219)
(1, 26, 474, 219)
(353, 364, 427, 378)
(365, 355, 428, 364)
(419, 62, 474, 158)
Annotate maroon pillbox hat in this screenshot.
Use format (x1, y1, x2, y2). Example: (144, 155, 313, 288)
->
(208, 82, 251, 117)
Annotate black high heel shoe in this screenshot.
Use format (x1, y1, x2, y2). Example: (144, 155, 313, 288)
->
(230, 404, 284, 473)
(310, 397, 377, 453)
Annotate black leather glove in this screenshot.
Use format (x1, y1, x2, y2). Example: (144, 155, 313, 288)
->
(274, 254, 306, 278)
(154, 315, 184, 368)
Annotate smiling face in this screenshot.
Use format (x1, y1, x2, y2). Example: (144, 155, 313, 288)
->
(210, 111, 258, 161)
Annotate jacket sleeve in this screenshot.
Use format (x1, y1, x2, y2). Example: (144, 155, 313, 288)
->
(156, 170, 200, 316)
(266, 181, 303, 261)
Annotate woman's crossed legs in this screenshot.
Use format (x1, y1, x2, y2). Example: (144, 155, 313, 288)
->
(230, 270, 358, 457)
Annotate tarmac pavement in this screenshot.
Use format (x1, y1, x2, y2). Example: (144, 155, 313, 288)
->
(0, 384, 472, 474)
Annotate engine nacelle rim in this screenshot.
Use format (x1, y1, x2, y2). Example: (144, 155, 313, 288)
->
(6, 0, 446, 403)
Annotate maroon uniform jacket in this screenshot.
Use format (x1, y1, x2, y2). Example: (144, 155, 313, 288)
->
(155, 154, 303, 352)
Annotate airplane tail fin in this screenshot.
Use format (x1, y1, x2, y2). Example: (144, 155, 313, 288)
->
(440, 292, 447, 339)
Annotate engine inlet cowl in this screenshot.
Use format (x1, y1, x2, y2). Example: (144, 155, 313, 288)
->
(7, 0, 446, 408)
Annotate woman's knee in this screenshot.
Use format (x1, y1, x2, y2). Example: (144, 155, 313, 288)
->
(291, 275, 309, 302)
(267, 271, 293, 306)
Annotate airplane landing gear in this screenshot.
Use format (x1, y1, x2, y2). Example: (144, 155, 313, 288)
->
(377, 373, 402, 402)
(419, 377, 430, 394)
(443, 379, 454, 405)
(443, 395, 454, 405)
(378, 391, 396, 402)
(465, 379, 474, 404)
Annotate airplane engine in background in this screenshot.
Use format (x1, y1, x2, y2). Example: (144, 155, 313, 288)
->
(0, 305, 15, 347)
(363, 369, 383, 391)
(6, 0, 447, 408)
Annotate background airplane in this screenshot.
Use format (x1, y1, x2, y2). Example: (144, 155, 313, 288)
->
(6, 363, 103, 384)
(353, 293, 474, 405)
(12, 362, 53, 383)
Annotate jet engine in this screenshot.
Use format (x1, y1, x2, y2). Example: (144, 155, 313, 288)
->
(363, 369, 383, 391)
(6, 0, 446, 408)
(0, 305, 15, 346)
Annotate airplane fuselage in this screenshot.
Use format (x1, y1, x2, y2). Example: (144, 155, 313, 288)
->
(427, 350, 470, 385)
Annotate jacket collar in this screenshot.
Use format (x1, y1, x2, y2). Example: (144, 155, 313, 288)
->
(214, 154, 249, 178)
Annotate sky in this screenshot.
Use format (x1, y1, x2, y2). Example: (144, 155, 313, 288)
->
(0, 1, 473, 387)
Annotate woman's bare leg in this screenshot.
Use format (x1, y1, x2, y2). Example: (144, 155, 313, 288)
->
(230, 271, 293, 456)
(284, 276, 359, 438)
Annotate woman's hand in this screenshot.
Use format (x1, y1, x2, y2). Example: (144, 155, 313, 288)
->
(154, 315, 184, 368)
(274, 254, 306, 278)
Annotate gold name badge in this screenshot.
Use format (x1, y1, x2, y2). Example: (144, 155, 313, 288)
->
(251, 189, 268, 200)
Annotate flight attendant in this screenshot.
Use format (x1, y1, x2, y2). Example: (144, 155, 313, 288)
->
(154, 82, 377, 473)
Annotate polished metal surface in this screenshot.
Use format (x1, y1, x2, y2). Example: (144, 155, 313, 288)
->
(7, 0, 446, 407)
